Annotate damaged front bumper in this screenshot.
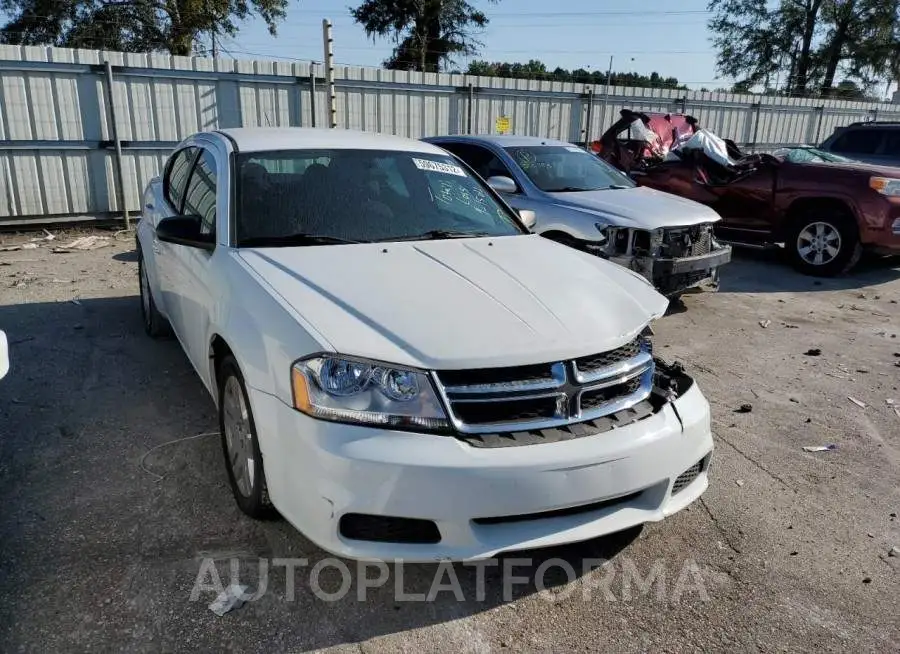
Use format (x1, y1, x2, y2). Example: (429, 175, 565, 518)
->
(606, 223, 732, 297)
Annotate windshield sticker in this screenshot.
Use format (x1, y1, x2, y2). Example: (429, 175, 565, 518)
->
(565, 146, 586, 153)
(513, 149, 537, 170)
(413, 158, 466, 177)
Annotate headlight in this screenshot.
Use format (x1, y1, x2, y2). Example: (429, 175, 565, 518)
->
(291, 355, 450, 431)
(870, 177, 900, 197)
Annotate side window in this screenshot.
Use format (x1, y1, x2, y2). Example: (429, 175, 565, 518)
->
(164, 147, 198, 211)
(182, 149, 218, 236)
(439, 143, 516, 187)
(830, 129, 883, 155)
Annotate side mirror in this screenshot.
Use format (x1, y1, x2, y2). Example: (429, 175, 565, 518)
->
(486, 175, 517, 194)
(157, 216, 215, 251)
(0, 330, 8, 380)
(517, 209, 537, 230)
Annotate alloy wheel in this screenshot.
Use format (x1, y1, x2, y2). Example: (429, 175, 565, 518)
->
(796, 221, 841, 266)
(222, 375, 255, 497)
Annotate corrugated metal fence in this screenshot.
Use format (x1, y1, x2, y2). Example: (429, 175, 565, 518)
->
(1, 44, 899, 225)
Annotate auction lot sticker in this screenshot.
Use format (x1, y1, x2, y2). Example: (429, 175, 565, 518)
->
(413, 158, 466, 176)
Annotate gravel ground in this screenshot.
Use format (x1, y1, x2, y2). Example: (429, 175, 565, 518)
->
(0, 229, 898, 653)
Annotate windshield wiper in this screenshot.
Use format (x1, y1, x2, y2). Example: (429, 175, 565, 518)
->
(543, 186, 600, 192)
(386, 229, 494, 242)
(238, 233, 364, 247)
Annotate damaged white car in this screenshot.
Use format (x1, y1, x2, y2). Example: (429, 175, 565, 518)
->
(137, 127, 713, 561)
(425, 135, 732, 297)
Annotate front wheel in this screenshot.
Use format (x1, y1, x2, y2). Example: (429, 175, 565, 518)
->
(784, 211, 862, 277)
(218, 356, 273, 519)
(138, 250, 171, 337)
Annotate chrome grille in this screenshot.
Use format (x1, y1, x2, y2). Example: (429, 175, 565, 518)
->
(433, 338, 654, 435)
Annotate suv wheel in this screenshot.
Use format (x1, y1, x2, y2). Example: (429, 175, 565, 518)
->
(784, 210, 862, 277)
(218, 355, 273, 519)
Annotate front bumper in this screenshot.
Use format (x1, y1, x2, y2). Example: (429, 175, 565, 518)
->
(651, 246, 732, 296)
(249, 382, 714, 562)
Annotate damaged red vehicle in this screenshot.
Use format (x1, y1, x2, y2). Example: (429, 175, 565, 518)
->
(595, 109, 900, 276)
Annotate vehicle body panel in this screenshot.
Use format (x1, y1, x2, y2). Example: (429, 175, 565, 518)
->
(599, 111, 900, 253)
(137, 127, 714, 561)
(425, 134, 732, 296)
(0, 330, 8, 380)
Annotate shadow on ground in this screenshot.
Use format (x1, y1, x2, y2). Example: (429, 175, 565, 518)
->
(0, 295, 644, 652)
(717, 249, 900, 294)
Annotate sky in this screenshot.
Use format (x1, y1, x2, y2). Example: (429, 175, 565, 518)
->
(219, 0, 724, 89)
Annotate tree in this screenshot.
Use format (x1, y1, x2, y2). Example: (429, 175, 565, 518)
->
(0, 0, 288, 56)
(463, 59, 687, 90)
(708, 0, 900, 96)
(350, 0, 496, 73)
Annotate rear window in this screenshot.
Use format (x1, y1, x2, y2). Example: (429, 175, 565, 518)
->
(829, 128, 884, 155)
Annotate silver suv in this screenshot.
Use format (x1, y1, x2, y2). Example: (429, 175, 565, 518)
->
(819, 122, 900, 167)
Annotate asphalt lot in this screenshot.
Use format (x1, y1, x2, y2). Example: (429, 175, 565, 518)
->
(0, 230, 898, 653)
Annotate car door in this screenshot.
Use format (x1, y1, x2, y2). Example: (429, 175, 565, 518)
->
(166, 145, 221, 378)
(157, 146, 199, 328)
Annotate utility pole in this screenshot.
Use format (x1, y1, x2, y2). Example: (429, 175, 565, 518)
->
(322, 19, 337, 128)
(211, 30, 218, 58)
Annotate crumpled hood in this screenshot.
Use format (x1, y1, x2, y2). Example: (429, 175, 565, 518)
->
(237, 235, 667, 370)
(547, 186, 721, 229)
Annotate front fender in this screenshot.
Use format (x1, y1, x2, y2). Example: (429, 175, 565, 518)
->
(209, 253, 328, 407)
(535, 205, 610, 242)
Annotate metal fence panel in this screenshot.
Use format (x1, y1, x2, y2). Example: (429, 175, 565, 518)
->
(1, 44, 899, 224)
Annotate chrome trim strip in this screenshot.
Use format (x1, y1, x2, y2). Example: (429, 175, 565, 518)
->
(573, 350, 652, 384)
(448, 391, 566, 405)
(577, 366, 654, 421)
(433, 360, 656, 436)
(440, 362, 566, 395)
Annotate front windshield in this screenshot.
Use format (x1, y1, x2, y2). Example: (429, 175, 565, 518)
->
(775, 147, 853, 164)
(504, 145, 635, 192)
(235, 149, 524, 246)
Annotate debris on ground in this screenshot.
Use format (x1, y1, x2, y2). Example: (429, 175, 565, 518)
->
(802, 444, 837, 452)
(52, 235, 111, 253)
(862, 577, 872, 584)
(790, 397, 799, 403)
(735, 479, 745, 487)
(848, 396, 867, 409)
(856, 368, 869, 374)
(759, 319, 771, 328)
(21, 243, 38, 250)
(209, 584, 249, 616)
(0, 245, 22, 252)
(782, 323, 799, 329)
(889, 546, 899, 558)
(736, 403, 753, 413)
(804, 348, 822, 356)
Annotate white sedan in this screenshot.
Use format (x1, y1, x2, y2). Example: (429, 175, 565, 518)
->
(137, 128, 713, 561)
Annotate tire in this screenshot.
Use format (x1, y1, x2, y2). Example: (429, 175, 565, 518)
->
(138, 250, 171, 337)
(784, 208, 862, 277)
(217, 355, 273, 519)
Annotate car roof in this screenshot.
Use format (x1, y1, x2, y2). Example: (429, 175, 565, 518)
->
(216, 127, 446, 154)
(428, 134, 574, 148)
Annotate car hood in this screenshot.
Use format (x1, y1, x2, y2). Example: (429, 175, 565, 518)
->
(237, 235, 667, 370)
(545, 185, 721, 229)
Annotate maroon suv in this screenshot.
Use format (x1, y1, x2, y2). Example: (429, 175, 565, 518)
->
(597, 110, 900, 276)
